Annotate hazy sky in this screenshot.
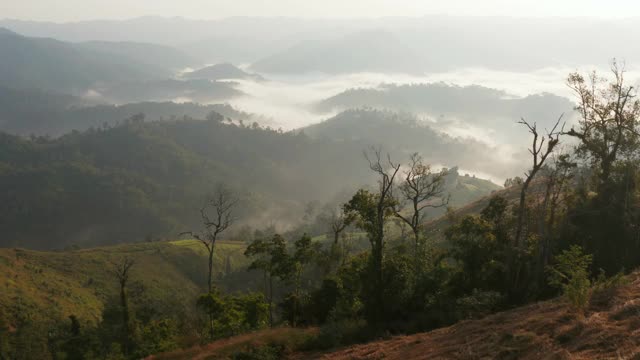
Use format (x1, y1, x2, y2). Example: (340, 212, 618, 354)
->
(2, 0, 640, 22)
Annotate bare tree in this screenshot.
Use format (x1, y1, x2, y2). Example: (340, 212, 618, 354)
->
(345, 147, 400, 323)
(182, 184, 238, 293)
(394, 153, 448, 269)
(508, 117, 563, 298)
(514, 116, 564, 249)
(112, 257, 135, 355)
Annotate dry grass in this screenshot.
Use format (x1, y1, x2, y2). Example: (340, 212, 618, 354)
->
(148, 327, 317, 360)
(310, 272, 640, 360)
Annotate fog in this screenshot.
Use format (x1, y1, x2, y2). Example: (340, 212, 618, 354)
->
(226, 67, 581, 130)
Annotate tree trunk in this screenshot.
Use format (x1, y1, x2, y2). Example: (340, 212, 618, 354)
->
(268, 274, 274, 328)
(119, 281, 131, 355)
(207, 248, 214, 293)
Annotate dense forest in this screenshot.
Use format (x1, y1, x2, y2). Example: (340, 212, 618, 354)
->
(0, 109, 498, 249)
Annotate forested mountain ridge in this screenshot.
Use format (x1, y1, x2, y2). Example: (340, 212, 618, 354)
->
(0, 86, 254, 136)
(0, 114, 499, 249)
(315, 83, 574, 122)
(0, 29, 165, 93)
(304, 108, 516, 180)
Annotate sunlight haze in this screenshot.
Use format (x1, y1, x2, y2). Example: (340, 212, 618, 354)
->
(2, 0, 640, 21)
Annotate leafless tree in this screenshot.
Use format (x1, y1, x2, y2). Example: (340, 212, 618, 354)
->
(182, 184, 238, 293)
(514, 116, 564, 249)
(508, 117, 563, 297)
(365, 147, 401, 320)
(394, 153, 448, 269)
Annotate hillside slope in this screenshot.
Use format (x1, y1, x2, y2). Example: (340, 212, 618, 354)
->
(316, 272, 640, 360)
(156, 271, 640, 359)
(0, 240, 253, 328)
(0, 29, 161, 93)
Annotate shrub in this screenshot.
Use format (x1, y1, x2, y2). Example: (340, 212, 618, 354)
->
(308, 319, 370, 350)
(547, 245, 593, 312)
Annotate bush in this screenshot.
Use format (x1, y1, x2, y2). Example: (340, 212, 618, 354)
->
(455, 289, 504, 319)
(308, 319, 370, 350)
(547, 245, 593, 312)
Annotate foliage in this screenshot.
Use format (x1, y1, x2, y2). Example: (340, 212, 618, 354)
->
(547, 245, 593, 311)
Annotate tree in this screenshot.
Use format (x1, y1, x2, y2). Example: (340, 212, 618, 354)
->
(547, 245, 593, 313)
(566, 61, 640, 193)
(183, 184, 238, 293)
(447, 216, 501, 291)
(182, 185, 237, 339)
(514, 116, 563, 249)
(327, 206, 355, 246)
(509, 117, 563, 298)
(534, 153, 577, 281)
(244, 234, 291, 327)
(344, 148, 400, 324)
(394, 152, 448, 271)
(288, 234, 316, 326)
(112, 257, 135, 355)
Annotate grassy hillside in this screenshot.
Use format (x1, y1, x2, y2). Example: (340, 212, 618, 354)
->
(0, 239, 253, 329)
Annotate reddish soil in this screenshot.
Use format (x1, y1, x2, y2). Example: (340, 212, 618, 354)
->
(314, 273, 640, 360)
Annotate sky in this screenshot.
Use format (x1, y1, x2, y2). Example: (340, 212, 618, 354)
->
(2, 0, 640, 22)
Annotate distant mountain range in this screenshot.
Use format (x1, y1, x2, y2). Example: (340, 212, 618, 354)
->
(0, 28, 160, 93)
(250, 30, 428, 74)
(0, 87, 254, 136)
(2, 16, 639, 72)
(0, 28, 201, 94)
(315, 83, 576, 143)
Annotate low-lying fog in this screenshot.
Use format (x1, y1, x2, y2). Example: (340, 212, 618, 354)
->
(198, 65, 639, 183)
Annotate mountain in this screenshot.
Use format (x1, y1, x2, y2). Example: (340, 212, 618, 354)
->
(0, 239, 257, 345)
(0, 112, 499, 250)
(79, 40, 197, 72)
(98, 78, 242, 103)
(0, 87, 254, 136)
(0, 29, 162, 93)
(304, 108, 518, 181)
(315, 83, 576, 145)
(250, 30, 428, 74)
(316, 83, 573, 119)
(3, 17, 640, 71)
(182, 63, 263, 81)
